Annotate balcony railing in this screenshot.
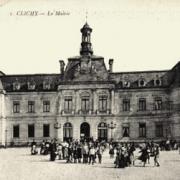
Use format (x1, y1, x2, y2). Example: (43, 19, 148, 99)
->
(60, 102, 180, 116)
(134, 101, 176, 115)
(150, 101, 173, 111)
(78, 109, 92, 115)
(96, 109, 111, 115)
(61, 110, 75, 115)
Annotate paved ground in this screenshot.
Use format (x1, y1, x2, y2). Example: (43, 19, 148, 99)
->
(0, 148, 180, 180)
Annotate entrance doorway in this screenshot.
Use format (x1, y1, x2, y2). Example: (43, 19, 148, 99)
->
(80, 122, 90, 141)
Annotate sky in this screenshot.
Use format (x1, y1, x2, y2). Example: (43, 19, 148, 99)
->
(1, 0, 180, 74)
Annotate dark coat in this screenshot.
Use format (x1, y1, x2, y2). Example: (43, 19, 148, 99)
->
(139, 148, 148, 162)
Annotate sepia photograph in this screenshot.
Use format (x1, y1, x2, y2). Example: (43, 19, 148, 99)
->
(0, 0, 180, 180)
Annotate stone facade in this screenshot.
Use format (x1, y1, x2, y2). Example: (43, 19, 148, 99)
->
(0, 23, 180, 146)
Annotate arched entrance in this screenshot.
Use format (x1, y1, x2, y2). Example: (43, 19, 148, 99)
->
(80, 122, 90, 141)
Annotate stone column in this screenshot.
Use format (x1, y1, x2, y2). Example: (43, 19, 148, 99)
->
(58, 90, 62, 114)
(91, 121, 98, 140)
(90, 89, 94, 114)
(57, 118, 63, 142)
(76, 91, 80, 114)
(93, 90, 97, 114)
(74, 90, 78, 114)
(73, 119, 80, 140)
(111, 89, 115, 114)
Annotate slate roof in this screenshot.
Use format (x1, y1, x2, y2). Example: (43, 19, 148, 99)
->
(0, 74, 61, 92)
(0, 60, 179, 92)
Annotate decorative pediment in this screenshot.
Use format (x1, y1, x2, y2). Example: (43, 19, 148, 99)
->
(80, 91, 90, 97)
(64, 55, 109, 82)
(98, 90, 109, 97)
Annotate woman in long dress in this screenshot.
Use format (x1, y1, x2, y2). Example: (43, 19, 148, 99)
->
(139, 146, 148, 167)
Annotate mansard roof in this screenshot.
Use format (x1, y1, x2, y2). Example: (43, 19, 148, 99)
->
(0, 61, 180, 92)
(0, 79, 3, 90)
(109, 70, 170, 87)
(0, 74, 61, 92)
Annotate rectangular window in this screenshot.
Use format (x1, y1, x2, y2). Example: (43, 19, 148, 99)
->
(122, 125, 130, 137)
(43, 101, 50, 112)
(43, 124, 50, 137)
(28, 101, 35, 113)
(122, 99, 130, 111)
(28, 124, 35, 138)
(156, 123, 163, 137)
(139, 123, 146, 137)
(139, 98, 146, 111)
(13, 125, 19, 138)
(154, 98, 162, 110)
(13, 101, 20, 113)
(64, 97, 72, 112)
(99, 96, 107, 112)
(81, 97, 90, 111)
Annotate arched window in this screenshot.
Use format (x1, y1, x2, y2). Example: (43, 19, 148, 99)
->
(98, 122, 108, 141)
(63, 123, 73, 142)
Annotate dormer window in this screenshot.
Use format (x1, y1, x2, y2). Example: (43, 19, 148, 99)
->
(118, 81, 123, 87)
(154, 79, 162, 86)
(43, 81, 51, 90)
(123, 75, 131, 88)
(153, 75, 162, 86)
(123, 81, 130, 88)
(138, 79, 146, 87)
(27, 82, 36, 90)
(13, 80, 20, 91)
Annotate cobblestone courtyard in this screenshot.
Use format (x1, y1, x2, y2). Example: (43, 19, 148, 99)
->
(0, 148, 180, 180)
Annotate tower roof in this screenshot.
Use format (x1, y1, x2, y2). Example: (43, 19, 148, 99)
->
(81, 22, 92, 32)
(80, 22, 93, 56)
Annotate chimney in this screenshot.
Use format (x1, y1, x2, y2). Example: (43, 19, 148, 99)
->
(59, 60, 65, 75)
(109, 59, 114, 73)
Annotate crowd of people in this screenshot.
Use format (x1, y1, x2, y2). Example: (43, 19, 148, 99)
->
(31, 139, 106, 165)
(30, 138, 180, 168)
(111, 142, 160, 168)
(159, 139, 179, 151)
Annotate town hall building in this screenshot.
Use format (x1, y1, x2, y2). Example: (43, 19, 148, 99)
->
(0, 23, 180, 146)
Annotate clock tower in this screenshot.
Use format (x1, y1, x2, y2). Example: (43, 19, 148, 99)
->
(80, 22, 93, 56)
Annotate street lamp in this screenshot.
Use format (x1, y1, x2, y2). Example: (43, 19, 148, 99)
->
(54, 122, 61, 129)
(108, 122, 116, 141)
